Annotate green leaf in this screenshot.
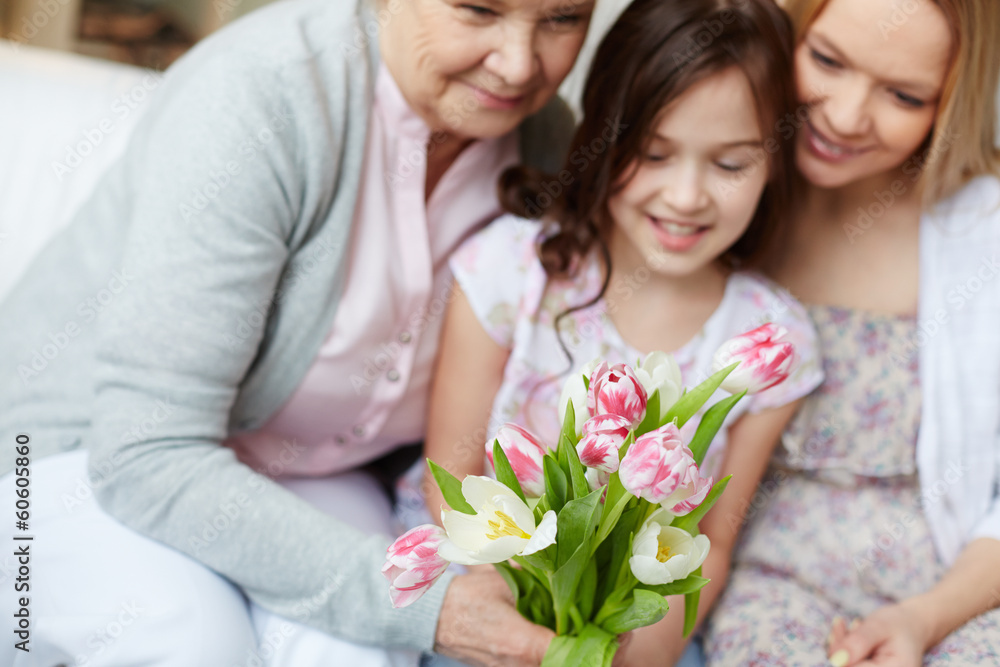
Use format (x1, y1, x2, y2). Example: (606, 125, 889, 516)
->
(662, 362, 739, 428)
(544, 455, 568, 514)
(687, 392, 745, 466)
(561, 396, 578, 442)
(555, 488, 604, 568)
(492, 440, 527, 504)
(617, 430, 635, 461)
(542, 624, 618, 667)
(529, 592, 556, 631)
(683, 571, 702, 637)
(637, 574, 710, 597)
(518, 548, 555, 573)
(559, 432, 591, 500)
(552, 541, 591, 634)
(510, 554, 551, 586)
(634, 389, 660, 437)
(427, 459, 475, 514)
(672, 475, 732, 535)
(534, 494, 551, 524)
(595, 488, 633, 546)
(493, 561, 523, 600)
(595, 505, 642, 612)
(600, 588, 670, 635)
(578, 557, 599, 619)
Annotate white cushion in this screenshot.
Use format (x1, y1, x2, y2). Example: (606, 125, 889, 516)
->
(0, 40, 160, 301)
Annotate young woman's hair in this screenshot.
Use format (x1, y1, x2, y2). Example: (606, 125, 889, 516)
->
(784, 0, 1000, 204)
(500, 0, 797, 285)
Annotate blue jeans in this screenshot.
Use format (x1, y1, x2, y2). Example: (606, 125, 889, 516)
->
(423, 636, 706, 666)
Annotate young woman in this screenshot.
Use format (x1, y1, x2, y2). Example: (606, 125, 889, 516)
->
(417, 0, 823, 664)
(0, 0, 595, 664)
(704, 0, 1000, 664)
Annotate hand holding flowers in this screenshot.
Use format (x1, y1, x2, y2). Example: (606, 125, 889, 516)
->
(384, 323, 796, 666)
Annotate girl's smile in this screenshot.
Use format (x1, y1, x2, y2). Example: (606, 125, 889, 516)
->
(645, 216, 712, 253)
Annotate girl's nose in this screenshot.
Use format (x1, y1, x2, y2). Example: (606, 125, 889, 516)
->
(661, 162, 710, 215)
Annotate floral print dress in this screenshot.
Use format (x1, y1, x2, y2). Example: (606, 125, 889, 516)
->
(703, 305, 1000, 666)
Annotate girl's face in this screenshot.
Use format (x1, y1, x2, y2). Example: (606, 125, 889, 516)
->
(793, 0, 952, 189)
(380, 0, 594, 141)
(607, 67, 769, 282)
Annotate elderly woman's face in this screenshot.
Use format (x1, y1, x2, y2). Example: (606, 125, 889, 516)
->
(380, 0, 594, 140)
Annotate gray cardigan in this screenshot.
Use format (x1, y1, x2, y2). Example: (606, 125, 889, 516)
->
(0, 0, 573, 651)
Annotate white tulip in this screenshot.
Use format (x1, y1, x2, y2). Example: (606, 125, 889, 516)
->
(629, 509, 710, 585)
(438, 476, 557, 566)
(558, 358, 601, 434)
(633, 352, 683, 422)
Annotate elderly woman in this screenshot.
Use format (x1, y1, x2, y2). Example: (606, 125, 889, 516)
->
(0, 0, 593, 665)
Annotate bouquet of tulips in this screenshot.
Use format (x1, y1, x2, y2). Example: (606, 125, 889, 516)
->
(383, 324, 795, 666)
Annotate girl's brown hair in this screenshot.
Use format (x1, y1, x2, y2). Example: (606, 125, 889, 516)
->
(500, 0, 798, 289)
(784, 0, 1000, 204)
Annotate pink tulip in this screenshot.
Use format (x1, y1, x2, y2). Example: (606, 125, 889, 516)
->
(577, 414, 630, 473)
(712, 323, 796, 395)
(619, 423, 703, 507)
(588, 362, 648, 427)
(488, 423, 549, 497)
(382, 525, 450, 608)
(661, 468, 714, 516)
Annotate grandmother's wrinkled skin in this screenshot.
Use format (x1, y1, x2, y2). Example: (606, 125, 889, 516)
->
(379, 0, 595, 141)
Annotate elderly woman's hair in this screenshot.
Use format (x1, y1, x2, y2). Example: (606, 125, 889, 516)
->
(500, 0, 797, 285)
(784, 0, 1000, 205)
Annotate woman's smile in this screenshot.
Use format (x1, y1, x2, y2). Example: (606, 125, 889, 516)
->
(802, 120, 875, 163)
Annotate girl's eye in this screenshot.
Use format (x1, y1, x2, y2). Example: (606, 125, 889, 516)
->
(892, 90, 926, 108)
(645, 153, 667, 163)
(810, 49, 841, 70)
(717, 162, 748, 173)
(460, 4, 497, 18)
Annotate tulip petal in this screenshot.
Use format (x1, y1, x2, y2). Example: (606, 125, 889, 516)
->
(389, 581, 437, 608)
(441, 506, 492, 550)
(496, 495, 537, 534)
(437, 537, 483, 566)
(384, 525, 449, 608)
(712, 323, 796, 394)
(460, 475, 517, 509)
(522, 510, 557, 555)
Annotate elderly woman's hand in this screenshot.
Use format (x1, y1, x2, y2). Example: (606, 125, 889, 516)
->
(436, 569, 554, 666)
(436, 569, 635, 667)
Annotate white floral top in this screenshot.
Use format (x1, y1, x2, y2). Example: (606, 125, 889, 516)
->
(451, 215, 825, 479)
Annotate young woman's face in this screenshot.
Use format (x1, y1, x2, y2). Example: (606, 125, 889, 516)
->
(607, 67, 769, 281)
(793, 0, 953, 189)
(380, 0, 594, 141)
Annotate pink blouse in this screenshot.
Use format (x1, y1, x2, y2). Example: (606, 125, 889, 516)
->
(223, 63, 519, 476)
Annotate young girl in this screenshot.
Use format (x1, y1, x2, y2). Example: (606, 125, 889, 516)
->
(418, 0, 823, 663)
(704, 0, 1000, 664)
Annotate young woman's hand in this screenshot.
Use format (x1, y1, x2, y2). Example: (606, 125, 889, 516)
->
(827, 602, 932, 667)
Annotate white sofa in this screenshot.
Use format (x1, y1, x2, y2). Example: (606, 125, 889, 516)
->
(0, 40, 159, 301)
